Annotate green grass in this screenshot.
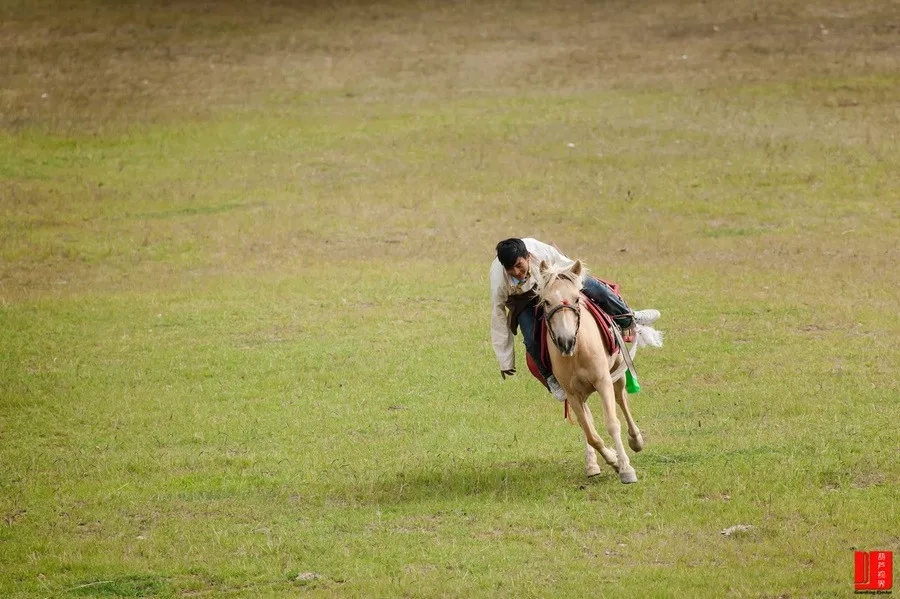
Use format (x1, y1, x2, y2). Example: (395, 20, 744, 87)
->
(1, 0, 898, 597)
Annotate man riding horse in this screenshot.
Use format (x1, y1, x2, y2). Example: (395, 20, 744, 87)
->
(489, 237, 660, 402)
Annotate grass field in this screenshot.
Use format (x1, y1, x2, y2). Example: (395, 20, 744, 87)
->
(1, 0, 899, 597)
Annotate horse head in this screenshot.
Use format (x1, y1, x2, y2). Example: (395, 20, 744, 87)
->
(538, 259, 585, 356)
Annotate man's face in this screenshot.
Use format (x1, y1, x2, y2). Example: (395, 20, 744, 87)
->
(506, 255, 531, 283)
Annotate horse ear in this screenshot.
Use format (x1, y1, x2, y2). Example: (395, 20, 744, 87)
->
(539, 260, 549, 274)
(571, 260, 582, 276)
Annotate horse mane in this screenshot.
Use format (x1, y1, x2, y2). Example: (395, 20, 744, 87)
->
(538, 262, 588, 300)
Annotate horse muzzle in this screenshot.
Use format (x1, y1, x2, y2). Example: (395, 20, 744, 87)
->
(556, 335, 577, 356)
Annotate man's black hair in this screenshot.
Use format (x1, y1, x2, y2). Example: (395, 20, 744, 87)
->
(496, 238, 528, 269)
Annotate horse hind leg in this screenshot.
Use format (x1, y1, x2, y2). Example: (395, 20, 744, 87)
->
(614, 377, 645, 452)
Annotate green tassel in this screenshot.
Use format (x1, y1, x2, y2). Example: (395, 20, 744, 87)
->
(625, 369, 640, 394)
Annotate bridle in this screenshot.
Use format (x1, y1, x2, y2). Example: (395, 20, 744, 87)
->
(544, 296, 582, 349)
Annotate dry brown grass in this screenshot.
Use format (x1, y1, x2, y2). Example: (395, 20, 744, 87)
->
(3, 0, 898, 132)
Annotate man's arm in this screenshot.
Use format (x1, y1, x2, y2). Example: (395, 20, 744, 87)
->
(489, 261, 515, 373)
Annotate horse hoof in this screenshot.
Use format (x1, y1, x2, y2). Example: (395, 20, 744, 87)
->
(586, 465, 602, 477)
(629, 434, 645, 452)
(619, 469, 638, 484)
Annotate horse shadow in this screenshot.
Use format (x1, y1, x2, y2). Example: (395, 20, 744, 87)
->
(329, 456, 621, 505)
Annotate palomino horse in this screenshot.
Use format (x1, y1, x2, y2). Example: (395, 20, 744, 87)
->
(537, 259, 646, 484)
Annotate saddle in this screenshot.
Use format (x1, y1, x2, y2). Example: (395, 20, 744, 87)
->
(526, 286, 621, 389)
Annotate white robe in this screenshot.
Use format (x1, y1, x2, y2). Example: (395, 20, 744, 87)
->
(489, 238, 575, 371)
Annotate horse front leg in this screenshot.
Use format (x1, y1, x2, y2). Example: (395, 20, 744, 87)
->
(595, 376, 637, 484)
(581, 401, 618, 471)
(613, 377, 644, 452)
(567, 397, 618, 476)
(585, 443, 601, 477)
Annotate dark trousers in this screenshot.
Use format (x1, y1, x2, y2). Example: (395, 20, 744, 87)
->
(517, 278, 632, 379)
(582, 277, 633, 329)
(517, 306, 549, 379)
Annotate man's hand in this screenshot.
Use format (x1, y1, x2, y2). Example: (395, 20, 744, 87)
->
(500, 369, 516, 380)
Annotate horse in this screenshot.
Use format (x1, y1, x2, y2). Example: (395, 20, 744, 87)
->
(537, 259, 649, 484)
